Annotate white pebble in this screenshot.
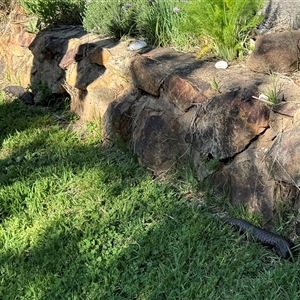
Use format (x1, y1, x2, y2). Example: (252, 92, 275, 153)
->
(215, 61, 228, 69)
(259, 93, 269, 101)
(128, 41, 147, 51)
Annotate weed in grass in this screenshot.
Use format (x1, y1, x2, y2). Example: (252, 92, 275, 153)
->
(28, 80, 51, 105)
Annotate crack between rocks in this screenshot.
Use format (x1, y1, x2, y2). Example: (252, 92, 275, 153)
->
(220, 126, 270, 165)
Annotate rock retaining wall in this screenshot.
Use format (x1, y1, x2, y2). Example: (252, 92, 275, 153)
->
(1, 6, 300, 220)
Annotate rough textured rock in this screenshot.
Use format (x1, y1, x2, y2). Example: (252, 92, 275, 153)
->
(187, 88, 270, 160)
(267, 124, 300, 186)
(3, 85, 34, 105)
(133, 107, 183, 174)
(130, 49, 203, 97)
(259, 0, 300, 30)
(213, 128, 277, 219)
(247, 31, 300, 73)
(163, 74, 214, 112)
(2, 11, 300, 220)
(102, 88, 141, 147)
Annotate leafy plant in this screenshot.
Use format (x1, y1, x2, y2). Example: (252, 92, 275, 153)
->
(254, 73, 284, 106)
(181, 0, 265, 60)
(27, 80, 69, 109)
(20, 0, 85, 28)
(26, 17, 39, 33)
(206, 156, 222, 172)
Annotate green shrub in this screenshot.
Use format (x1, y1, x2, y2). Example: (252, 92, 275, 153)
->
(181, 0, 265, 60)
(20, 0, 86, 28)
(83, 0, 193, 49)
(83, 0, 142, 38)
(136, 0, 191, 47)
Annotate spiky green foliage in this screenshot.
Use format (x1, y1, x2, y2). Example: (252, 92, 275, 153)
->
(181, 0, 265, 60)
(83, 0, 193, 48)
(20, 0, 85, 28)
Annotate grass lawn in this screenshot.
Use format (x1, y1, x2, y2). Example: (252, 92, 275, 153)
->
(1, 95, 300, 299)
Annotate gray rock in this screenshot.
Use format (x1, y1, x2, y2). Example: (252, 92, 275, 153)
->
(259, 0, 300, 30)
(3, 85, 34, 105)
(267, 124, 300, 186)
(247, 31, 300, 73)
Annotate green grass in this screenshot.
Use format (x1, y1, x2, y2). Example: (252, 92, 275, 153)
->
(1, 95, 300, 299)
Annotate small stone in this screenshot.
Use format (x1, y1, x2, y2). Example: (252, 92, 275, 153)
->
(215, 61, 228, 69)
(128, 41, 147, 51)
(258, 93, 269, 101)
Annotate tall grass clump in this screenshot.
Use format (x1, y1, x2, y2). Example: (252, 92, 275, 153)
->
(136, 0, 192, 48)
(20, 0, 86, 28)
(181, 0, 265, 60)
(83, 0, 142, 38)
(83, 0, 193, 49)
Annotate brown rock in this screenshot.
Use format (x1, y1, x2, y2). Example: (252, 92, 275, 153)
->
(102, 88, 140, 146)
(131, 48, 204, 96)
(132, 104, 184, 174)
(89, 47, 111, 66)
(163, 74, 213, 112)
(18, 32, 36, 48)
(247, 31, 300, 73)
(59, 41, 97, 69)
(267, 124, 300, 186)
(189, 88, 270, 160)
(272, 102, 300, 117)
(211, 127, 280, 219)
(85, 70, 131, 117)
(131, 55, 166, 96)
(66, 57, 106, 90)
(2, 17, 300, 220)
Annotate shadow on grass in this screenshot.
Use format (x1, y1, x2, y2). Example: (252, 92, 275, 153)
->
(1, 99, 300, 300)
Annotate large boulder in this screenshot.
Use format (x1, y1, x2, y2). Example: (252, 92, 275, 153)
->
(247, 31, 300, 73)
